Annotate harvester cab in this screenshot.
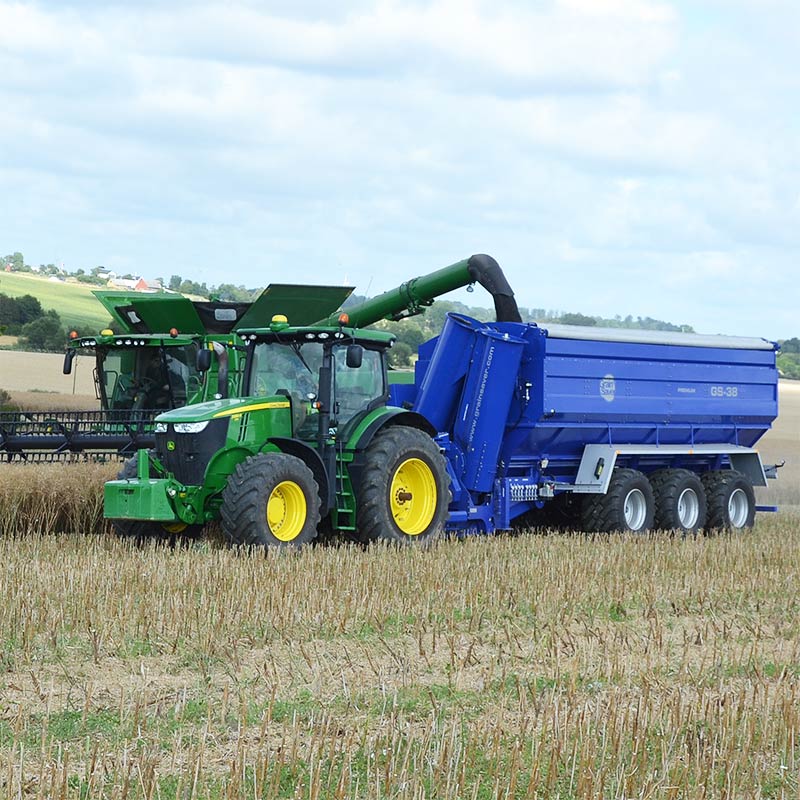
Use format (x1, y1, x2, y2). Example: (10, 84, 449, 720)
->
(66, 330, 206, 412)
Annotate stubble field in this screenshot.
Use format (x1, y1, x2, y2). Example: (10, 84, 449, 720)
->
(0, 383, 797, 798)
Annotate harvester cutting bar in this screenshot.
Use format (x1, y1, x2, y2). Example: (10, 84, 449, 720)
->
(0, 409, 158, 462)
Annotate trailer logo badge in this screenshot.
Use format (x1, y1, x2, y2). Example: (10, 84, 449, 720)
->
(599, 374, 616, 402)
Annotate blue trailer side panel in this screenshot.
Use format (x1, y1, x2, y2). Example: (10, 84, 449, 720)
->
(409, 315, 779, 532)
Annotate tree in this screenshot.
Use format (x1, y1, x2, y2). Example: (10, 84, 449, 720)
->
(18, 310, 65, 352)
(169, 275, 183, 291)
(388, 341, 413, 367)
(781, 337, 800, 354)
(558, 312, 596, 327)
(0, 293, 43, 331)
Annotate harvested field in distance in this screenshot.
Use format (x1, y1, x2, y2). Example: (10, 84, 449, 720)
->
(0, 350, 96, 397)
(0, 519, 799, 798)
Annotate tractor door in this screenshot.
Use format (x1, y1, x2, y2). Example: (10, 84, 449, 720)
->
(332, 346, 387, 431)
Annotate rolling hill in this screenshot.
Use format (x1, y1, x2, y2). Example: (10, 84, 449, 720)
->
(0, 272, 110, 333)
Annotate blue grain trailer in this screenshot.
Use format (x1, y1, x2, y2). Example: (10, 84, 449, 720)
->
(392, 313, 780, 534)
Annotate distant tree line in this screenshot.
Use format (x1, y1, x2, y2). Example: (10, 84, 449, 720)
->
(0, 293, 66, 351)
(361, 297, 699, 368)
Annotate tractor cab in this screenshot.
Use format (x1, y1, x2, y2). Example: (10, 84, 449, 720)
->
(239, 316, 394, 442)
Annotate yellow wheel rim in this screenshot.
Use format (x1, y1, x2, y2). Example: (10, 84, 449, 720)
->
(267, 480, 307, 542)
(390, 458, 437, 536)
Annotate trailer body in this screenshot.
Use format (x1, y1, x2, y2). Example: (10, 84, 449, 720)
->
(393, 314, 779, 532)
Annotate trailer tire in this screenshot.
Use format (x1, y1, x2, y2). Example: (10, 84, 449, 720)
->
(357, 426, 449, 545)
(701, 470, 756, 531)
(221, 453, 321, 547)
(650, 469, 707, 534)
(580, 468, 655, 533)
(111, 454, 203, 544)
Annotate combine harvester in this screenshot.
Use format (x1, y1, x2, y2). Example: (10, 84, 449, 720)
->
(104, 254, 780, 541)
(0, 285, 351, 461)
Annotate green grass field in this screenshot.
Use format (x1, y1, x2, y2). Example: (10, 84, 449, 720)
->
(0, 272, 110, 332)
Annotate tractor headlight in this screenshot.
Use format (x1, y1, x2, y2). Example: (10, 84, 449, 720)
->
(154, 422, 168, 434)
(173, 421, 209, 434)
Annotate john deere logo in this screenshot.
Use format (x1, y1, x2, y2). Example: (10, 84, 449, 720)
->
(167, 440, 176, 451)
(600, 375, 616, 403)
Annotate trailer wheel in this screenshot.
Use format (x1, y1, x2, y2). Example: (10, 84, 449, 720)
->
(701, 470, 756, 531)
(650, 469, 707, 534)
(357, 426, 449, 545)
(111, 455, 203, 543)
(580, 468, 655, 533)
(221, 453, 321, 547)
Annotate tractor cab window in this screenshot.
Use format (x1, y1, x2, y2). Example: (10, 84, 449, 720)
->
(333, 346, 385, 427)
(250, 342, 323, 400)
(249, 342, 323, 436)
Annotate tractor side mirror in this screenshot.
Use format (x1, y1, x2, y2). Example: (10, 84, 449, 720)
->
(63, 349, 76, 375)
(346, 344, 363, 369)
(196, 349, 212, 372)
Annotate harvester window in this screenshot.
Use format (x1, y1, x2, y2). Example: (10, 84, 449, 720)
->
(97, 344, 200, 411)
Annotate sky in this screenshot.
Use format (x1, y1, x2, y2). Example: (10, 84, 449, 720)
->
(1, 0, 798, 338)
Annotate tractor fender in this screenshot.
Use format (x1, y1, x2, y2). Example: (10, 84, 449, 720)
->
(267, 437, 331, 510)
(345, 410, 439, 502)
(348, 408, 437, 453)
(204, 445, 260, 493)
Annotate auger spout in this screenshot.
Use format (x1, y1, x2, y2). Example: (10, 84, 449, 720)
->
(315, 254, 521, 328)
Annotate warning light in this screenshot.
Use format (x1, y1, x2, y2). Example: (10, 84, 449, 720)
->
(169, 327, 179, 338)
(338, 313, 349, 326)
(100, 329, 114, 336)
(271, 314, 288, 324)
(69, 330, 78, 339)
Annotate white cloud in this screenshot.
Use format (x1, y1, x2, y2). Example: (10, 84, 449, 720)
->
(0, 0, 797, 337)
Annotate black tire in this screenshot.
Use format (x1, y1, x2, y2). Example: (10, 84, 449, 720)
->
(356, 426, 449, 545)
(220, 453, 321, 547)
(701, 470, 756, 531)
(650, 469, 707, 534)
(111, 454, 203, 544)
(580, 468, 655, 533)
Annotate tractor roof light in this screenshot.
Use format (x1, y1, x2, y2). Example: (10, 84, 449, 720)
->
(69, 330, 78, 339)
(270, 314, 289, 331)
(338, 313, 349, 326)
(169, 327, 179, 338)
(100, 328, 114, 336)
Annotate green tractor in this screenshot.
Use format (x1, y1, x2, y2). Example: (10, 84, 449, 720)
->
(103, 254, 520, 543)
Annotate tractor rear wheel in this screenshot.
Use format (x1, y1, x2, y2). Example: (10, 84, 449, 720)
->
(701, 470, 756, 531)
(111, 454, 203, 544)
(357, 426, 449, 545)
(580, 468, 655, 533)
(221, 453, 321, 547)
(650, 469, 707, 534)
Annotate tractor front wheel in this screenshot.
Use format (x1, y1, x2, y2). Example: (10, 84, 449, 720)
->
(221, 453, 321, 547)
(357, 426, 449, 545)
